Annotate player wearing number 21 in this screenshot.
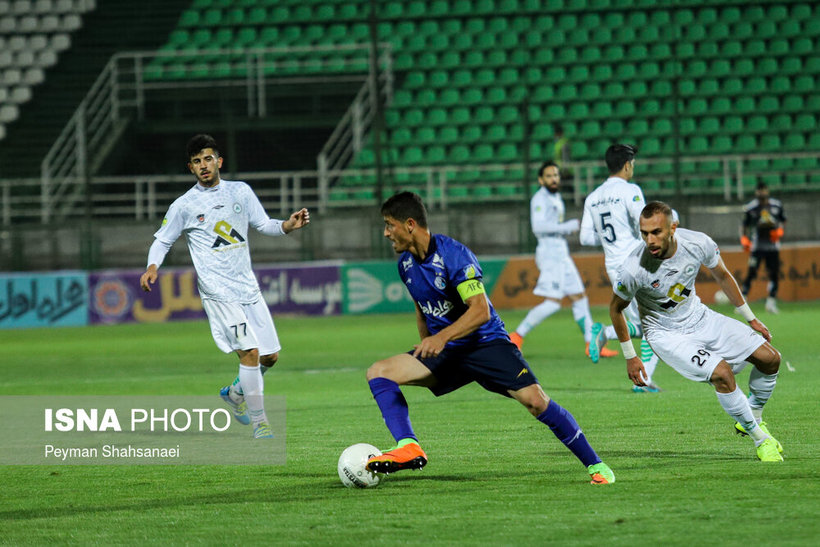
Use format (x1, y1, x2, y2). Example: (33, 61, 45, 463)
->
(609, 201, 784, 461)
(139, 134, 310, 439)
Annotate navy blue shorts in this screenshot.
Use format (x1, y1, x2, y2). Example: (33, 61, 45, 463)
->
(411, 338, 539, 397)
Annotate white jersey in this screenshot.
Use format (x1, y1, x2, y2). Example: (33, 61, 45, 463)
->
(613, 228, 722, 333)
(531, 187, 577, 261)
(580, 177, 646, 273)
(154, 179, 281, 303)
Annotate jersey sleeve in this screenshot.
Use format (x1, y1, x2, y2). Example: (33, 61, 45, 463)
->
(245, 183, 286, 236)
(447, 243, 484, 300)
(579, 199, 600, 246)
(153, 200, 185, 244)
(698, 232, 721, 269)
(612, 262, 638, 301)
(627, 184, 646, 237)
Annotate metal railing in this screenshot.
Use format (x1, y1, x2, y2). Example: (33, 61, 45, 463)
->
(39, 43, 391, 223)
(5, 151, 818, 227)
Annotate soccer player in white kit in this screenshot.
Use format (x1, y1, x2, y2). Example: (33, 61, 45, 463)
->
(139, 134, 310, 439)
(610, 201, 783, 461)
(580, 144, 661, 391)
(509, 161, 617, 359)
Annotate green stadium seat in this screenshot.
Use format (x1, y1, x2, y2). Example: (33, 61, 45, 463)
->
(439, 126, 459, 145)
(784, 134, 806, 150)
(746, 115, 767, 133)
(782, 95, 804, 113)
(793, 75, 814, 93)
(759, 134, 781, 151)
(735, 134, 756, 152)
(757, 96, 779, 112)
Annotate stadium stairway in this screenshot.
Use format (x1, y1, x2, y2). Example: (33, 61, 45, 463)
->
(0, 0, 191, 178)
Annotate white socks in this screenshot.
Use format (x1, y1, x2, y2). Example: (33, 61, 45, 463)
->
(239, 364, 268, 426)
(640, 339, 658, 384)
(516, 299, 561, 337)
(748, 368, 777, 419)
(716, 386, 766, 445)
(571, 297, 593, 343)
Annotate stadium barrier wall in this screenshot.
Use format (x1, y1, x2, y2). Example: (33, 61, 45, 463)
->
(1, 245, 817, 329)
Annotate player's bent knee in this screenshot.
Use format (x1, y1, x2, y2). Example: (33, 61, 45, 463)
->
(366, 360, 390, 382)
(260, 353, 278, 368)
(709, 362, 736, 393)
(512, 384, 550, 416)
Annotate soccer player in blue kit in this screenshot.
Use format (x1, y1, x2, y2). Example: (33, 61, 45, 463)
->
(365, 192, 615, 485)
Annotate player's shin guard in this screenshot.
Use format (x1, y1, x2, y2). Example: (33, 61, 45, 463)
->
(572, 297, 593, 343)
(537, 400, 600, 467)
(716, 386, 762, 442)
(239, 364, 267, 426)
(368, 378, 417, 443)
(517, 299, 561, 337)
(748, 368, 778, 421)
(231, 363, 271, 397)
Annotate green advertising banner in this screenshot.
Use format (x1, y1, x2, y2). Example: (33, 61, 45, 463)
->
(342, 258, 507, 315)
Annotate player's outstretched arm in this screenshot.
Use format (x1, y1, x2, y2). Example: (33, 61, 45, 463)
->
(709, 257, 772, 342)
(283, 208, 310, 233)
(609, 293, 646, 385)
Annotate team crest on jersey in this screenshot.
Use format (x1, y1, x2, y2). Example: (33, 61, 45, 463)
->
(632, 195, 641, 202)
(233, 203, 242, 214)
(463, 264, 477, 279)
(651, 279, 660, 289)
(402, 256, 414, 272)
(684, 264, 696, 276)
(197, 214, 205, 223)
(431, 253, 445, 270)
(434, 275, 446, 290)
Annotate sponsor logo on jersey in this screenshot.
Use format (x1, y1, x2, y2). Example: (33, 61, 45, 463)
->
(212, 220, 246, 248)
(665, 270, 678, 277)
(633, 195, 642, 202)
(589, 196, 621, 208)
(419, 299, 453, 318)
(616, 281, 627, 292)
(161, 218, 168, 226)
(463, 264, 477, 279)
(651, 279, 660, 289)
(196, 214, 205, 223)
(402, 256, 414, 272)
(434, 276, 446, 290)
(212, 204, 224, 209)
(431, 253, 445, 270)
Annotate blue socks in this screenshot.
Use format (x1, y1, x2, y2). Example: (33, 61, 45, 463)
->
(537, 400, 601, 467)
(369, 378, 417, 443)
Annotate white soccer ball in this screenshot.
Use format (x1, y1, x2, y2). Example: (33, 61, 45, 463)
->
(714, 290, 729, 304)
(338, 443, 383, 488)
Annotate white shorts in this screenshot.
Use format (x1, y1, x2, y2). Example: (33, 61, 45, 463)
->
(534, 253, 585, 299)
(645, 307, 765, 383)
(201, 298, 281, 355)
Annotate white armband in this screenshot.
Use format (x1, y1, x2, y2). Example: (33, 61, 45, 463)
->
(620, 341, 637, 360)
(735, 303, 756, 322)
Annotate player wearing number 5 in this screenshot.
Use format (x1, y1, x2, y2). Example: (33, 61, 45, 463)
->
(139, 134, 310, 439)
(610, 202, 783, 461)
(580, 144, 661, 391)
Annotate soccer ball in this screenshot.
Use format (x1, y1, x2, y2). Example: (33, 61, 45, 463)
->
(338, 443, 383, 488)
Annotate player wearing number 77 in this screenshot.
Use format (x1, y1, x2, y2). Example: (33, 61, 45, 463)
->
(139, 134, 310, 439)
(609, 201, 784, 461)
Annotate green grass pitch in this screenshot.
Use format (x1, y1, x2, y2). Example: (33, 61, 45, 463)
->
(1, 301, 818, 545)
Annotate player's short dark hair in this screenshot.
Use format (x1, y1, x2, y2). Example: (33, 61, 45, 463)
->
(756, 181, 768, 191)
(381, 191, 428, 228)
(605, 143, 638, 174)
(186, 134, 219, 160)
(538, 161, 560, 178)
(641, 201, 673, 221)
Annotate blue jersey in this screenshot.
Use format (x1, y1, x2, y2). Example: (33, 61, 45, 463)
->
(396, 234, 508, 348)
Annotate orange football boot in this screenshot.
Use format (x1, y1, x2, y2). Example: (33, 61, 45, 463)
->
(366, 442, 427, 474)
